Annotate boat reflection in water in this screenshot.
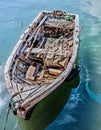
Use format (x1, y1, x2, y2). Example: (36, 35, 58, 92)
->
(18, 73, 80, 130)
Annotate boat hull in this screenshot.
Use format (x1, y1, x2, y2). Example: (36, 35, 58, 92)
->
(18, 72, 80, 130)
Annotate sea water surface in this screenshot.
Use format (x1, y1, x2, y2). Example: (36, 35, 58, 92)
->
(0, 0, 101, 130)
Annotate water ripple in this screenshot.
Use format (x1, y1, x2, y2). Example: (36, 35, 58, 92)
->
(0, 65, 9, 112)
(85, 69, 101, 104)
(4, 20, 15, 28)
(56, 114, 77, 125)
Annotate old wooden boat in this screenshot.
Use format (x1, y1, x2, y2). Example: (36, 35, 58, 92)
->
(4, 10, 79, 119)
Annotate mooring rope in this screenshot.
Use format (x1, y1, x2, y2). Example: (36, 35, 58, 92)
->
(3, 102, 11, 130)
(13, 120, 18, 130)
(79, 25, 84, 34)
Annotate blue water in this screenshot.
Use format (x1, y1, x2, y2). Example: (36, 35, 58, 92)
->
(0, 0, 101, 130)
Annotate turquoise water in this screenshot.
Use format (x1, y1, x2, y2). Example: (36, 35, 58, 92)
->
(0, 0, 101, 130)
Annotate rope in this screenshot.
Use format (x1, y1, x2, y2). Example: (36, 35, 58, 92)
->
(3, 102, 11, 130)
(13, 120, 18, 130)
(21, 22, 24, 34)
(3, 100, 18, 130)
(79, 25, 84, 34)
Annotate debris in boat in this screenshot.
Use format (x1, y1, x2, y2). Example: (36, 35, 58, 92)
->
(47, 68, 62, 76)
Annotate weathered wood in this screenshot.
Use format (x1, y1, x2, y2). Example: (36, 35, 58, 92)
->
(25, 16, 48, 59)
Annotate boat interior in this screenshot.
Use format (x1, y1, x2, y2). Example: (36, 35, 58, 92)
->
(11, 10, 75, 86)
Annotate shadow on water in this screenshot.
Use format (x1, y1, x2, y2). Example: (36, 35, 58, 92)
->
(18, 75, 80, 130)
